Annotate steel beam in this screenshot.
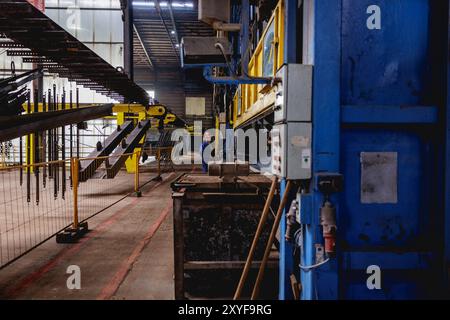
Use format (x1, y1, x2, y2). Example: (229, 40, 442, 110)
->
(78, 121, 134, 182)
(168, 1, 180, 46)
(122, 0, 134, 81)
(0, 104, 113, 142)
(106, 120, 151, 179)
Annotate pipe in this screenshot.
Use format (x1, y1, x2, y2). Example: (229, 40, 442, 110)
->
(251, 180, 293, 300)
(202, 66, 272, 85)
(234, 176, 278, 300)
(212, 21, 241, 32)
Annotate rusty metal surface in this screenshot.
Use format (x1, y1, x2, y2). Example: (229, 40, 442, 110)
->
(172, 173, 278, 299)
(172, 173, 273, 191)
(361, 152, 398, 204)
(208, 162, 250, 177)
(184, 205, 272, 261)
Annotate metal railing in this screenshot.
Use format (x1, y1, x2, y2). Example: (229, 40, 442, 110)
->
(155, 147, 174, 177)
(0, 158, 73, 269)
(0, 150, 148, 269)
(73, 152, 141, 225)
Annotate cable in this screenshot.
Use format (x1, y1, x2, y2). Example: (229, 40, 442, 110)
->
(215, 42, 237, 77)
(299, 258, 331, 271)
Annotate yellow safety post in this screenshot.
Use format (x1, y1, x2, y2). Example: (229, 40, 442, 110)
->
(25, 134, 36, 173)
(25, 98, 35, 173)
(215, 115, 220, 154)
(56, 156, 88, 243)
(134, 150, 142, 197)
(117, 112, 126, 126)
(125, 111, 147, 173)
(71, 157, 79, 229)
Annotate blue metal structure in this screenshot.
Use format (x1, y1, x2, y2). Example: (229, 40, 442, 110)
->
(188, 0, 449, 300)
(445, 1, 450, 295)
(278, 0, 300, 300)
(293, 0, 450, 300)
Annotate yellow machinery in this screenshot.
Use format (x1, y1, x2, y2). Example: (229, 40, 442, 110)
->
(22, 102, 183, 172)
(232, 0, 285, 129)
(112, 104, 185, 172)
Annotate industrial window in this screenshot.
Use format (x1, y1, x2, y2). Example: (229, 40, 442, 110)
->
(186, 97, 206, 116)
(262, 20, 275, 77)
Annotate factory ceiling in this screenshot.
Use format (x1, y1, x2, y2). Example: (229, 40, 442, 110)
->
(132, 0, 215, 87)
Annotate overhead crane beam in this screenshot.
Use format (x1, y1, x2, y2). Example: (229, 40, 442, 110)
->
(0, 104, 113, 143)
(22, 103, 187, 127)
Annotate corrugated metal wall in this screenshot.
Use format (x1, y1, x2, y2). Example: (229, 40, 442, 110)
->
(134, 67, 214, 129)
(156, 86, 214, 129)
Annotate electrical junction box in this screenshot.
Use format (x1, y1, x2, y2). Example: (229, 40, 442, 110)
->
(274, 64, 313, 124)
(199, 0, 230, 25)
(272, 123, 312, 180)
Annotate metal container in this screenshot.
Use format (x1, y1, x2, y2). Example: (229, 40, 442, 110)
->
(293, 0, 450, 300)
(172, 173, 278, 299)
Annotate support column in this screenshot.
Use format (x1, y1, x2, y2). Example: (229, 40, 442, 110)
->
(125, 112, 146, 173)
(300, 0, 341, 300)
(122, 0, 134, 82)
(240, 0, 250, 74)
(278, 0, 300, 301)
(278, 179, 297, 300)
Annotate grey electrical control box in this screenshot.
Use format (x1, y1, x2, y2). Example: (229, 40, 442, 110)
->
(274, 64, 313, 123)
(181, 37, 232, 66)
(272, 123, 312, 180)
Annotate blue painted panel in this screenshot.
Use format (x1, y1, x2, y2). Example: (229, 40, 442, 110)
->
(445, 2, 450, 281)
(278, 179, 295, 300)
(342, 0, 430, 106)
(303, 0, 342, 300)
(298, 193, 313, 225)
(343, 274, 428, 300)
(342, 252, 433, 270)
(284, 0, 298, 64)
(340, 129, 433, 248)
(299, 0, 447, 300)
(341, 105, 438, 124)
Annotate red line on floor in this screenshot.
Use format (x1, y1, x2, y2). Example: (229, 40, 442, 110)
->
(97, 198, 173, 300)
(5, 176, 171, 298)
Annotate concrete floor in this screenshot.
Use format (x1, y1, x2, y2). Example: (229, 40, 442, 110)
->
(0, 171, 180, 300)
(0, 169, 141, 266)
